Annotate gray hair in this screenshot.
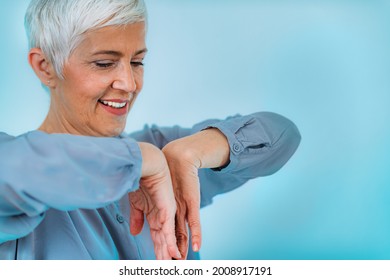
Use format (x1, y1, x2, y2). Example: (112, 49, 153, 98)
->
(25, 0, 147, 79)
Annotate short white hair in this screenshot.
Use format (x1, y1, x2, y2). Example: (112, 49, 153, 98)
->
(25, 0, 147, 79)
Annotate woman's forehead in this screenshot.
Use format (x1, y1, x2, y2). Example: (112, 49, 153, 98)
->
(77, 22, 146, 56)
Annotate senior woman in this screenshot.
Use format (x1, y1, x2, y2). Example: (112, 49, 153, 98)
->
(0, 0, 301, 260)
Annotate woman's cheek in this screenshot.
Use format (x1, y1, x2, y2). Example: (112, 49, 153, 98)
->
(135, 72, 144, 91)
(100, 77, 113, 86)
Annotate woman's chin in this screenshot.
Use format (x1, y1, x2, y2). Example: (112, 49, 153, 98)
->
(90, 121, 127, 137)
(100, 126, 126, 137)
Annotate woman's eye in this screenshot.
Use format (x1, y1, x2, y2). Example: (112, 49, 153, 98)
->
(131, 61, 144, 67)
(94, 61, 115, 68)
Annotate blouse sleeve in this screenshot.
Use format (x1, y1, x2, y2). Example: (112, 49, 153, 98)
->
(129, 111, 301, 207)
(0, 131, 142, 242)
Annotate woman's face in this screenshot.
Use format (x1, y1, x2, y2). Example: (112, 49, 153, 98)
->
(49, 22, 146, 137)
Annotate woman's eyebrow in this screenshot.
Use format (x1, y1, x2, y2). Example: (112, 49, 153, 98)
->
(92, 50, 122, 56)
(135, 48, 148, 56)
(91, 48, 148, 57)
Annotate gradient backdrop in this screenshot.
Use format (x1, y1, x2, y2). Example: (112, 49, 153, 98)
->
(1, 0, 389, 259)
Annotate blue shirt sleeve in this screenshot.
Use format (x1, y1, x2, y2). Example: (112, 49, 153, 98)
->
(129, 111, 301, 207)
(0, 131, 142, 242)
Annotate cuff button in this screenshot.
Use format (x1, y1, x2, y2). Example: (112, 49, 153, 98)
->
(233, 143, 242, 153)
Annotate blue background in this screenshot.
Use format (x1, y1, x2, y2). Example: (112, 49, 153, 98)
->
(1, 0, 389, 259)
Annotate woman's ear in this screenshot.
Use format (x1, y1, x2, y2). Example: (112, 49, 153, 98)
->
(28, 48, 58, 88)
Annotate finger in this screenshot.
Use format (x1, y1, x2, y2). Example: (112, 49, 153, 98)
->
(155, 244, 162, 260)
(160, 233, 171, 260)
(175, 210, 189, 259)
(176, 165, 201, 252)
(157, 233, 165, 260)
(152, 230, 163, 260)
(170, 175, 190, 258)
(129, 204, 145, 235)
(187, 203, 202, 252)
(163, 218, 182, 260)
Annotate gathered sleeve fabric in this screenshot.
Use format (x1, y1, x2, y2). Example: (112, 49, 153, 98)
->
(0, 131, 142, 242)
(129, 111, 301, 207)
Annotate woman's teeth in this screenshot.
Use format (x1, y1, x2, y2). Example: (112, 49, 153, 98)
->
(99, 100, 127, 109)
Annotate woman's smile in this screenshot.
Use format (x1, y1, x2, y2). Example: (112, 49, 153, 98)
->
(98, 96, 134, 116)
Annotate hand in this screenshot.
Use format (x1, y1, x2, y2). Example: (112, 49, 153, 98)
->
(162, 128, 230, 259)
(129, 142, 181, 260)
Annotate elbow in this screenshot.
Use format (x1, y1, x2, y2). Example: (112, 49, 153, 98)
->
(264, 121, 301, 176)
(282, 120, 302, 156)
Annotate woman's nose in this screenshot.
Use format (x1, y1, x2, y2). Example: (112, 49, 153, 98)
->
(112, 65, 136, 93)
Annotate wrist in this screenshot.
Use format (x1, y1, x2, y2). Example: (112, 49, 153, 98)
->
(162, 128, 230, 169)
(198, 128, 230, 168)
(138, 142, 167, 178)
(162, 139, 202, 168)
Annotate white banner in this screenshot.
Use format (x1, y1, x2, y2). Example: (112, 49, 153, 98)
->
(0, 260, 389, 280)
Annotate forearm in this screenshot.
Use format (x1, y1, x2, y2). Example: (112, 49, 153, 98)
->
(162, 112, 301, 207)
(131, 112, 301, 174)
(129, 111, 301, 208)
(195, 112, 301, 206)
(0, 131, 142, 213)
(0, 131, 142, 241)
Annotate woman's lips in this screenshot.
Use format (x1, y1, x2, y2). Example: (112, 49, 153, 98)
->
(98, 98, 129, 116)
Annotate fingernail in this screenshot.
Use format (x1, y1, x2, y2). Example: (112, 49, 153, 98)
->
(177, 251, 182, 259)
(193, 243, 199, 252)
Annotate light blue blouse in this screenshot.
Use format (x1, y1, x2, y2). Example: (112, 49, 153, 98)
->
(0, 112, 301, 259)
